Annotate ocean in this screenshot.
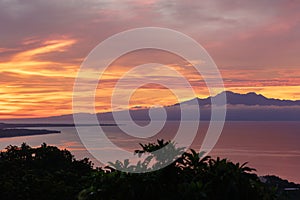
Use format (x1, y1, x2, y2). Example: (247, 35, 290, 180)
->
(0, 121, 299, 183)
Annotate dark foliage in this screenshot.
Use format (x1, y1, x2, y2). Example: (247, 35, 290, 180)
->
(0, 141, 299, 200)
(262, 175, 300, 200)
(0, 143, 93, 200)
(79, 140, 277, 200)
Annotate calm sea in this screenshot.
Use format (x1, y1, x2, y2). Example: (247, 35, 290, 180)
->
(0, 121, 299, 183)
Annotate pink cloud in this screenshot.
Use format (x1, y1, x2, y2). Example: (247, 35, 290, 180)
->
(1, 0, 300, 118)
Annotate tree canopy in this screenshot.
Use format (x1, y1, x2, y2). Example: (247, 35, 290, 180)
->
(0, 141, 299, 200)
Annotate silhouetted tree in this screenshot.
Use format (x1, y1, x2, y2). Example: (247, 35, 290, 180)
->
(1, 141, 297, 200)
(0, 143, 93, 200)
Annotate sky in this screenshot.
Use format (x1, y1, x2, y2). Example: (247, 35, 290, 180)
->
(0, 0, 300, 118)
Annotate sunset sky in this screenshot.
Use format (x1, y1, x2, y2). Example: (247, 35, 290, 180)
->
(1, 0, 300, 118)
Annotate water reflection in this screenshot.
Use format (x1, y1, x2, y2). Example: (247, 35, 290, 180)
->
(0, 121, 299, 183)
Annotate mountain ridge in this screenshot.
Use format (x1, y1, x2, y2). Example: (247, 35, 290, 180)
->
(180, 91, 300, 106)
(1, 91, 300, 123)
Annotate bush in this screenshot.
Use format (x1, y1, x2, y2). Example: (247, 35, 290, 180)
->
(1, 141, 298, 200)
(79, 140, 277, 200)
(0, 143, 93, 200)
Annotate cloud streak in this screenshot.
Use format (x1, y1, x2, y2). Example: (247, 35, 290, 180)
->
(0, 0, 299, 118)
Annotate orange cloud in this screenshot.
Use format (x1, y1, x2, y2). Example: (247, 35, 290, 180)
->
(0, 39, 76, 77)
(0, 39, 77, 119)
(1, 40, 300, 119)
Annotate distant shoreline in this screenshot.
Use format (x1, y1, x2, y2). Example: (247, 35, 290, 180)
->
(0, 123, 117, 129)
(0, 123, 117, 138)
(0, 128, 61, 138)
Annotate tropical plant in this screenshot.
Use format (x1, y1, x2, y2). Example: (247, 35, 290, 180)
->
(1, 141, 296, 200)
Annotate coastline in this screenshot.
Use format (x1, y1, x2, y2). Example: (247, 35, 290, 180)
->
(0, 128, 61, 138)
(0, 122, 117, 138)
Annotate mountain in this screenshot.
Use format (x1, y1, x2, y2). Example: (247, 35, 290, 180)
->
(181, 91, 300, 106)
(96, 91, 300, 121)
(2, 91, 300, 123)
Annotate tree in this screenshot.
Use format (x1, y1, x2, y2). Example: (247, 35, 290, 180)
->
(80, 140, 277, 200)
(0, 143, 93, 200)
